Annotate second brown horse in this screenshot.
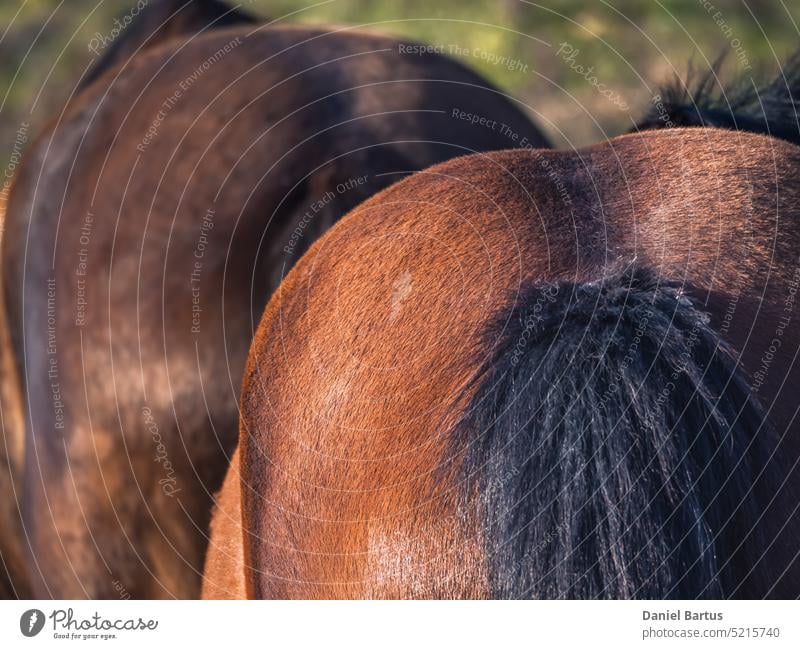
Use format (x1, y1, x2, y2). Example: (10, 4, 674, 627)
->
(3, 10, 548, 598)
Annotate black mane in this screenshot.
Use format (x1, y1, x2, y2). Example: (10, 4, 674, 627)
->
(636, 51, 800, 145)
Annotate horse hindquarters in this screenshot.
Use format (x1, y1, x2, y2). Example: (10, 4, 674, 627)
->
(202, 447, 246, 599)
(20, 400, 227, 599)
(0, 283, 28, 598)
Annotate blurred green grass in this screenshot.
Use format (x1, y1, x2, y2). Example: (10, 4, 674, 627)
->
(1, 0, 797, 156)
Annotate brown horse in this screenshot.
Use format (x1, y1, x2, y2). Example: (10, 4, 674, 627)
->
(0, 0, 257, 603)
(204, 67, 800, 598)
(3, 11, 548, 598)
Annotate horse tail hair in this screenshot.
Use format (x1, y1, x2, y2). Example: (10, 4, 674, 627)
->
(635, 49, 800, 145)
(456, 264, 782, 598)
(83, 0, 258, 88)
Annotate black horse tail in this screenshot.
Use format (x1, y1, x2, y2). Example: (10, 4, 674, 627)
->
(82, 0, 258, 88)
(456, 264, 785, 598)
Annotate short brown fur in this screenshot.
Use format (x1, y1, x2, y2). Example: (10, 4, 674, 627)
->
(208, 128, 800, 598)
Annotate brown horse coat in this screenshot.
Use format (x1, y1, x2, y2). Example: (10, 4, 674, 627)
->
(0, 267, 26, 598)
(0, 0, 257, 603)
(4, 22, 547, 598)
(206, 127, 800, 598)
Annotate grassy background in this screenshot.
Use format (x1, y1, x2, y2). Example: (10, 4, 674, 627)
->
(1, 0, 798, 156)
